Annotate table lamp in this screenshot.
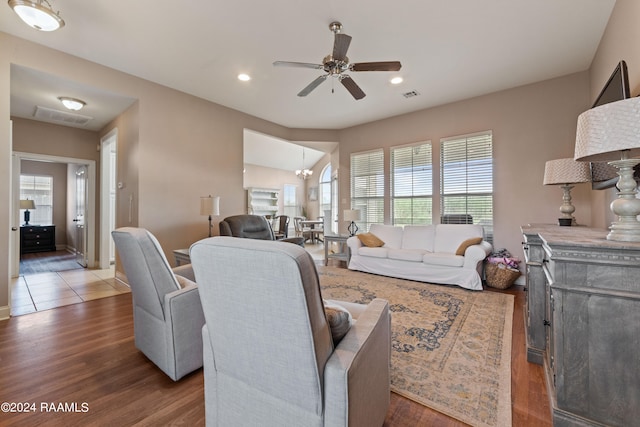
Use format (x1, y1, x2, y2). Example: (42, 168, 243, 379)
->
(574, 96, 640, 241)
(543, 158, 591, 226)
(200, 195, 220, 237)
(20, 199, 36, 225)
(344, 209, 361, 236)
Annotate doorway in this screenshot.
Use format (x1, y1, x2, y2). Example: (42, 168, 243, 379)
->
(11, 152, 97, 277)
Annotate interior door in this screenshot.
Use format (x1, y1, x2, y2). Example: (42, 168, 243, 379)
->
(75, 165, 88, 267)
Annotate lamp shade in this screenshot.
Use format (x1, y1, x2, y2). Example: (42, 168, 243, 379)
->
(200, 195, 220, 216)
(575, 97, 640, 162)
(344, 209, 361, 222)
(20, 199, 36, 210)
(543, 158, 591, 185)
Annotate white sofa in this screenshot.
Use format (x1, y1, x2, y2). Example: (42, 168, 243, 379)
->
(347, 223, 493, 291)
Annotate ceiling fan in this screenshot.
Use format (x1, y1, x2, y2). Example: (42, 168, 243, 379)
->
(273, 22, 401, 100)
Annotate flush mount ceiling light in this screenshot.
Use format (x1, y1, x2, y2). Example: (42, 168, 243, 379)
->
(238, 73, 251, 81)
(390, 77, 403, 85)
(8, 0, 65, 31)
(58, 97, 85, 111)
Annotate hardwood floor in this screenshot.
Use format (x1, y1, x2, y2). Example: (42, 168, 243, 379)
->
(0, 283, 551, 426)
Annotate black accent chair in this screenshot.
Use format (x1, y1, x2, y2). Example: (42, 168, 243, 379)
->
(219, 215, 304, 246)
(272, 215, 290, 239)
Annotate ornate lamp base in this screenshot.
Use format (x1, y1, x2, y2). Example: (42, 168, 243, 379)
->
(606, 158, 640, 242)
(347, 221, 359, 237)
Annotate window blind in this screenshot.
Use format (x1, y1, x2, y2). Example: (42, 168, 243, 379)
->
(440, 132, 493, 239)
(350, 149, 384, 232)
(391, 142, 432, 225)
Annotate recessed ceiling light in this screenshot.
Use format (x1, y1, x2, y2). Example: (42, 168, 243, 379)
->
(238, 73, 251, 81)
(390, 77, 403, 85)
(58, 97, 86, 111)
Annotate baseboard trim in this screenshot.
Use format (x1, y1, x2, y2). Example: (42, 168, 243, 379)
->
(0, 305, 10, 321)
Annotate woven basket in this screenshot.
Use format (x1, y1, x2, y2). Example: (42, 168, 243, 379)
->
(485, 262, 521, 289)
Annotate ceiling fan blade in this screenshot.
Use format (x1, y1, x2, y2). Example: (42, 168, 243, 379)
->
(298, 75, 328, 97)
(332, 33, 352, 61)
(273, 61, 324, 70)
(340, 75, 366, 100)
(350, 61, 402, 72)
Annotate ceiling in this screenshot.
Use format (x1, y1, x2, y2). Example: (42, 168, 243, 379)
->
(3, 0, 615, 138)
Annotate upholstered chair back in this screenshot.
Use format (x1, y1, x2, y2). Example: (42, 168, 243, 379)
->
(219, 214, 276, 240)
(112, 227, 181, 318)
(191, 237, 334, 425)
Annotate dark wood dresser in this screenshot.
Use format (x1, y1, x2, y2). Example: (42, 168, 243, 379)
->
(20, 225, 56, 254)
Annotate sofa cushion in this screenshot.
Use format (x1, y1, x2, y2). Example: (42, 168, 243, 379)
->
(369, 224, 404, 249)
(358, 247, 389, 258)
(387, 248, 427, 262)
(433, 224, 484, 254)
(401, 225, 435, 251)
(323, 300, 353, 344)
(455, 237, 483, 255)
(422, 252, 465, 267)
(357, 232, 385, 247)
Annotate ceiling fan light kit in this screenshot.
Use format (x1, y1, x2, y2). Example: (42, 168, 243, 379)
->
(8, 0, 65, 31)
(274, 21, 402, 100)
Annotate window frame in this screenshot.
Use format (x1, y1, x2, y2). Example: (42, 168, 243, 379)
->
(350, 149, 384, 232)
(390, 141, 433, 226)
(20, 174, 54, 225)
(439, 131, 493, 240)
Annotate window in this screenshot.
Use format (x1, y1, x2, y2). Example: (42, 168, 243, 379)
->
(440, 131, 493, 240)
(350, 149, 384, 232)
(319, 163, 332, 217)
(20, 174, 54, 225)
(283, 184, 297, 218)
(391, 142, 432, 225)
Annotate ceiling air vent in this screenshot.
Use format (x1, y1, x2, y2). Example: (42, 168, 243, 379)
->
(34, 105, 93, 127)
(402, 90, 420, 99)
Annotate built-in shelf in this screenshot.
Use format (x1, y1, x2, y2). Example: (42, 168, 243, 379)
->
(247, 187, 279, 217)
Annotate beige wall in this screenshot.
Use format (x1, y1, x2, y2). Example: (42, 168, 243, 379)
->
(20, 160, 67, 247)
(337, 71, 592, 264)
(587, 0, 640, 229)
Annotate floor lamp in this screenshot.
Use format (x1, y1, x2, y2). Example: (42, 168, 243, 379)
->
(543, 158, 591, 226)
(200, 195, 220, 237)
(575, 96, 640, 242)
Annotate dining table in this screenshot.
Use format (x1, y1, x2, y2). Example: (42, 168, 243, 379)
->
(300, 219, 324, 244)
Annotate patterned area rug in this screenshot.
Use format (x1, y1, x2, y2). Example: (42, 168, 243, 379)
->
(318, 266, 513, 427)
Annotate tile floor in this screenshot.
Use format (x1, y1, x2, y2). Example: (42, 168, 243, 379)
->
(9, 241, 329, 317)
(10, 266, 130, 316)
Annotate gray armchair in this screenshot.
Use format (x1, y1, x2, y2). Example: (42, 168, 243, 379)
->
(112, 227, 205, 381)
(219, 214, 304, 245)
(190, 236, 391, 427)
